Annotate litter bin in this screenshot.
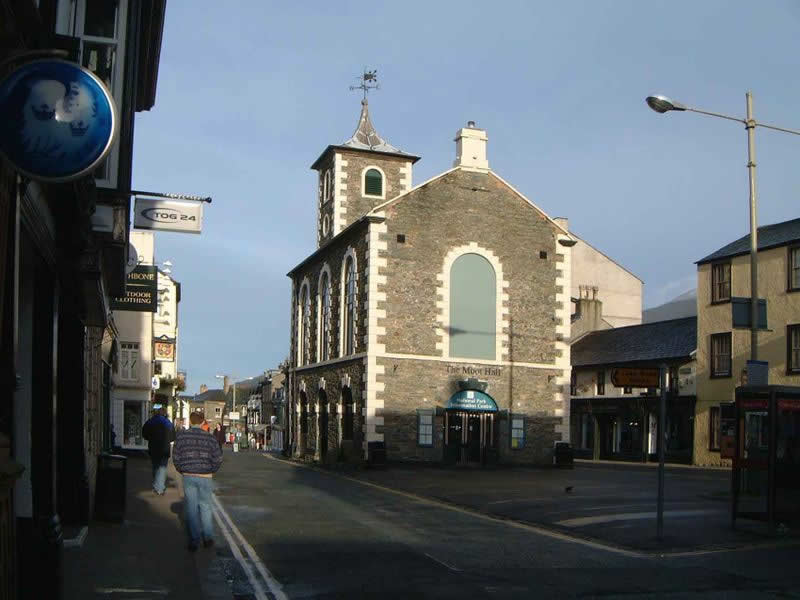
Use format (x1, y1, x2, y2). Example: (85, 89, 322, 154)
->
(368, 441, 386, 465)
(95, 453, 127, 522)
(554, 442, 574, 469)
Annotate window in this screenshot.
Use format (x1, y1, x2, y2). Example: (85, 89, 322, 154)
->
(711, 262, 731, 303)
(789, 247, 800, 291)
(449, 253, 496, 359)
(709, 406, 721, 451)
(570, 413, 594, 450)
(364, 168, 383, 197)
(711, 333, 732, 378)
(788, 324, 800, 374)
(343, 257, 357, 355)
(570, 371, 577, 396)
(319, 272, 331, 361)
(321, 169, 332, 202)
(596, 371, 605, 395)
(299, 285, 311, 365)
(511, 415, 525, 449)
(417, 410, 433, 447)
(215, 407, 221, 416)
(57, 0, 128, 187)
(120, 342, 138, 381)
(321, 214, 330, 237)
(669, 366, 679, 393)
(342, 388, 354, 441)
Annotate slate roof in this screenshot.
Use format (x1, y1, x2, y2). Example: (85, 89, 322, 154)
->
(571, 317, 696, 367)
(310, 100, 420, 169)
(696, 217, 800, 265)
(192, 389, 226, 404)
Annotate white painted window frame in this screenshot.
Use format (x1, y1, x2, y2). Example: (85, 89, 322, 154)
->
(317, 264, 332, 362)
(120, 341, 139, 381)
(340, 248, 359, 356)
(56, 0, 129, 189)
(361, 165, 386, 200)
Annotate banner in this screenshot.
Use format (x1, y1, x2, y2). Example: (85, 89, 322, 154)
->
(111, 265, 157, 312)
(133, 197, 203, 234)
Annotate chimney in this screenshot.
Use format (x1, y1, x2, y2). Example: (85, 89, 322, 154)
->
(453, 121, 489, 172)
(222, 375, 230, 394)
(554, 217, 569, 231)
(199, 384, 208, 393)
(572, 285, 608, 339)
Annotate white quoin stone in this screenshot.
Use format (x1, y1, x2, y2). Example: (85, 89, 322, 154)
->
(453, 122, 489, 171)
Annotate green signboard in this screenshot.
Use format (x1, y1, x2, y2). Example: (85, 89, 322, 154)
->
(446, 389, 498, 412)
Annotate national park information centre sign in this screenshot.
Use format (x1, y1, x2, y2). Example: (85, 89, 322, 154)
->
(111, 265, 157, 312)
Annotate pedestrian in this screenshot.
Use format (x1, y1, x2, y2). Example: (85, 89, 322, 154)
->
(214, 423, 225, 449)
(141, 407, 175, 496)
(201, 419, 210, 432)
(172, 411, 223, 552)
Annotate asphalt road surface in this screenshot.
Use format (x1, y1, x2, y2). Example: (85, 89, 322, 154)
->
(212, 451, 800, 599)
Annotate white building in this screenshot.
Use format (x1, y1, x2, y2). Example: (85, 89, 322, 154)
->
(153, 268, 184, 424)
(111, 231, 155, 449)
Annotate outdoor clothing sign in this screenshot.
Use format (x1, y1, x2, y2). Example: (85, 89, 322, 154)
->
(111, 265, 157, 312)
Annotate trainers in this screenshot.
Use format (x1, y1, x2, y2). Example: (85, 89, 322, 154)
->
(203, 539, 214, 548)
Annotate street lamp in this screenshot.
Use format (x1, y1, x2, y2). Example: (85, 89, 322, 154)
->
(646, 92, 800, 364)
(215, 374, 237, 414)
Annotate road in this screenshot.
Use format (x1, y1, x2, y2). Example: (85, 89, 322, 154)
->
(211, 451, 800, 599)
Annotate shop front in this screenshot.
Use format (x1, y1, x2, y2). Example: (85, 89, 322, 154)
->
(444, 389, 498, 465)
(571, 396, 696, 464)
(113, 398, 150, 450)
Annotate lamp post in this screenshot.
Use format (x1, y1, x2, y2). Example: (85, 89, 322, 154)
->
(646, 92, 800, 364)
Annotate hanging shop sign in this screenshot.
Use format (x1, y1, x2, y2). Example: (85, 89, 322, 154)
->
(0, 59, 117, 182)
(111, 265, 157, 312)
(610, 367, 660, 388)
(154, 340, 175, 362)
(133, 197, 203, 234)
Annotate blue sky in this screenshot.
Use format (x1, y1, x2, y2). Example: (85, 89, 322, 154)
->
(132, 1, 800, 394)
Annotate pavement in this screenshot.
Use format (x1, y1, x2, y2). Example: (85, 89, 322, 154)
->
(61, 453, 237, 600)
(277, 456, 798, 554)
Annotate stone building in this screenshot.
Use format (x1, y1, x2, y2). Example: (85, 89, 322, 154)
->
(287, 101, 578, 465)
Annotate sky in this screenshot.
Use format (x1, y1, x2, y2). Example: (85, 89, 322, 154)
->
(131, 0, 800, 394)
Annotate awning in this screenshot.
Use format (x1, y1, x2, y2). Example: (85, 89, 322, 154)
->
(446, 390, 498, 412)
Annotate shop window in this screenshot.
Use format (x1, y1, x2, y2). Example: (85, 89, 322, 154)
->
(120, 342, 138, 381)
(511, 415, 525, 449)
(788, 324, 800, 374)
(449, 253, 496, 360)
(669, 366, 679, 393)
(596, 371, 605, 395)
(711, 333, 732, 378)
(364, 168, 383, 197)
(709, 406, 721, 451)
(570, 413, 594, 450)
(417, 409, 433, 447)
(711, 262, 731, 303)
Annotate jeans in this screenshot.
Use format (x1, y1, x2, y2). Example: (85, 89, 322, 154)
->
(150, 455, 169, 494)
(183, 476, 214, 545)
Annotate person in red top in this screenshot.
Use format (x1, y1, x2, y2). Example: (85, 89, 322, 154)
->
(201, 419, 210, 432)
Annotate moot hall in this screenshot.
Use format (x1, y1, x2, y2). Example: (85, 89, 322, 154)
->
(286, 92, 640, 465)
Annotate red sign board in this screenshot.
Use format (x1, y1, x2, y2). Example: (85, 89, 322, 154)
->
(739, 399, 768, 410)
(778, 398, 800, 411)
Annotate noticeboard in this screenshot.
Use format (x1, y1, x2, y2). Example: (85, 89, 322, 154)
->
(111, 265, 157, 312)
(610, 367, 660, 388)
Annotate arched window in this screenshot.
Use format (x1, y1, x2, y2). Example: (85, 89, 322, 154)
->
(319, 272, 331, 361)
(364, 168, 383, 197)
(342, 387, 353, 441)
(343, 257, 357, 354)
(300, 285, 311, 365)
(449, 253, 496, 359)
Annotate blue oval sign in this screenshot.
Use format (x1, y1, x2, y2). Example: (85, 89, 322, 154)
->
(0, 59, 117, 182)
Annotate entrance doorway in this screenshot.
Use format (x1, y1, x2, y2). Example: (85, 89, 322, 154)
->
(445, 411, 495, 464)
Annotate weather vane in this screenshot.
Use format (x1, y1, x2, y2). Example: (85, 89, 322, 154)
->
(349, 68, 379, 101)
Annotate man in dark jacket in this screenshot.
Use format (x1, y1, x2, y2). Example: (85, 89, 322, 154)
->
(142, 407, 175, 495)
(173, 411, 223, 551)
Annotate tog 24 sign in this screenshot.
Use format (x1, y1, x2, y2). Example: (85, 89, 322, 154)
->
(133, 197, 203, 234)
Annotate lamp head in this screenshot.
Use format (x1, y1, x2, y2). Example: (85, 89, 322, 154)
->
(646, 95, 687, 113)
